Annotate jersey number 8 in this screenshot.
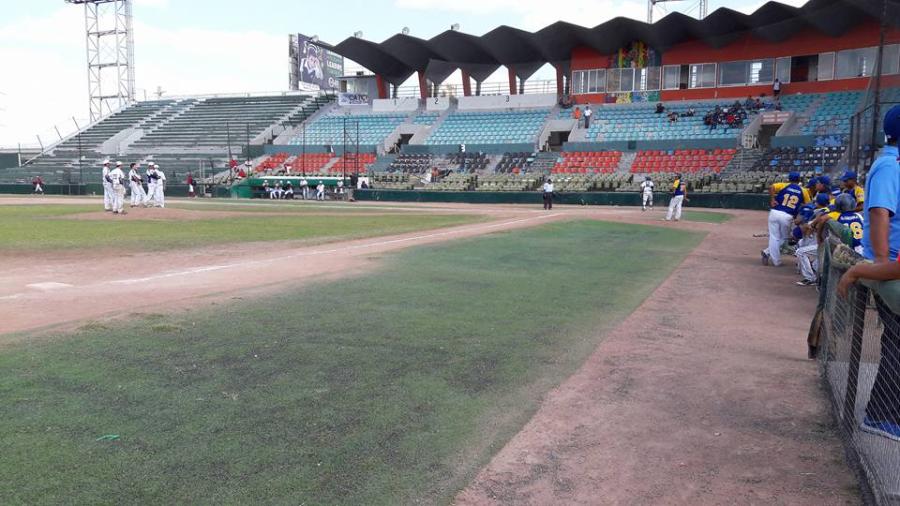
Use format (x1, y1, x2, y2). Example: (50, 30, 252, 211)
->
(849, 222, 864, 240)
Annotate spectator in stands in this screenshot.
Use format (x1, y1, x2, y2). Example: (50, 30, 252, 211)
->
(542, 178, 554, 210)
(841, 170, 865, 211)
(773, 78, 782, 98)
(31, 175, 44, 195)
(774, 99, 783, 111)
(762, 171, 810, 266)
(283, 163, 291, 176)
(655, 103, 665, 114)
(583, 105, 593, 128)
(754, 97, 764, 110)
(573, 107, 582, 123)
(668, 111, 679, 123)
(316, 180, 325, 201)
(300, 176, 309, 200)
(743, 96, 755, 111)
(681, 106, 695, 118)
(704, 112, 716, 132)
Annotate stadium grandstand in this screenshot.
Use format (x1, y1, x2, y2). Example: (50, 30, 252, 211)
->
(2, 0, 899, 204)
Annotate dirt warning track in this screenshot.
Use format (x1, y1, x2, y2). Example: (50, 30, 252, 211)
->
(455, 210, 858, 505)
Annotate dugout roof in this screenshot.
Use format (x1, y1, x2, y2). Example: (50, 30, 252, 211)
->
(317, 0, 900, 85)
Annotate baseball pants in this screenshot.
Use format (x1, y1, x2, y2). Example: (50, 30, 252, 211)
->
(144, 183, 157, 206)
(154, 185, 165, 208)
(642, 192, 653, 210)
(103, 182, 112, 210)
(666, 195, 684, 221)
(796, 244, 818, 281)
(130, 182, 146, 206)
(112, 185, 126, 213)
(764, 209, 794, 267)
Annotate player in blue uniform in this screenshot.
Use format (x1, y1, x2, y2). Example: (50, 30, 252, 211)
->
(840, 170, 865, 212)
(762, 171, 811, 267)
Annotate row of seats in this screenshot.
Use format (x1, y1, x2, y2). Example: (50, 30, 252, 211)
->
(753, 145, 846, 172)
(586, 101, 741, 142)
(290, 113, 407, 146)
(552, 151, 622, 174)
(425, 109, 549, 145)
(630, 149, 736, 174)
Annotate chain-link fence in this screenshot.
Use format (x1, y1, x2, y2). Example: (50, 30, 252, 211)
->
(812, 221, 900, 504)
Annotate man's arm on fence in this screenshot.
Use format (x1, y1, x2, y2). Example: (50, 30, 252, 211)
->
(838, 261, 900, 298)
(870, 208, 892, 263)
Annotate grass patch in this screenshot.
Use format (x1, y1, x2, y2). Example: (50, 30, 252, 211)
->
(0, 221, 703, 505)
(0, 204, 480, 252)
(679, 210, 732, 223)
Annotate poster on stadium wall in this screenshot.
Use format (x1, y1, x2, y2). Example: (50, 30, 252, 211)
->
(289, 33, 344, 91)
(338, 93, 369, 106)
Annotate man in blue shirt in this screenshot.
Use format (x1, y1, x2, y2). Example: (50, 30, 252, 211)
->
(858, 104, 900, 441)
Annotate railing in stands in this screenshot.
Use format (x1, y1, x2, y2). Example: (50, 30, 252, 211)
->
(392, 79, 558, 99)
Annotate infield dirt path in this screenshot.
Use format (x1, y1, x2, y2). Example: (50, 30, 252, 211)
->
(455, 210, 859, 505)
(0, 199, 714, 340)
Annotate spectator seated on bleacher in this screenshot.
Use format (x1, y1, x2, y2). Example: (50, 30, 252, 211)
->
(655, 103, 665, 114)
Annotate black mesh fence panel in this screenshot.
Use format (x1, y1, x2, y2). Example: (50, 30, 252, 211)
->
(816, 226, 900, 504)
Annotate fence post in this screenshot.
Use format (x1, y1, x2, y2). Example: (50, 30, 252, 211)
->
(843, 284, 869, 429)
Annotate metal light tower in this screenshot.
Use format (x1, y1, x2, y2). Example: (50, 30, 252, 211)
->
(648, 0, 708, 23)
(65, 0, 135, 122)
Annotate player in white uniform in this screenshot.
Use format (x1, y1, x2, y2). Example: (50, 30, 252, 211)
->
(154, 165, 167, 208)
(640, 176, 655, 211)
(128, 163, 145, 207)
(144, 164, 157, 206)
(101, 159, 112, 211)
(108, 162, 127, 214)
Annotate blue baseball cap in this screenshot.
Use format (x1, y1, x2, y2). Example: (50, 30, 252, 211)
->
(799, 204, 816, 222)
(841, 170, 858, 181)
(884, 104, 900, 140)
(788, 171, 801, 182)
(806, 177, 818, 189)
(818, 175, 831, 186)
(815, 192, 831, 206)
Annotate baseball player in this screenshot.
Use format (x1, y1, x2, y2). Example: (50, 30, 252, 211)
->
(108, 162, 127, 214)
(762, 171, 811, 267)
(272, 181, 283, 200)
(300, 177, 309, 200)
(101, 159, 112, 211)
(128, 163, 145, 207)
(640, 176, 654, 211)
(316, 180, 325, 201)
(283, 181, 294, 199)
(665, 174, 687, 221)
(154, 165, 167, 208)
(840, 170, 865, 212)
(793, 205, 819, 286)
(815, 193, 865, 255)
(144, 163, 158, 206)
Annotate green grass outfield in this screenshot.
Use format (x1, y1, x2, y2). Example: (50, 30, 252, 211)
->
(0, 204, 481, 252)
(0, 221, 704, 505)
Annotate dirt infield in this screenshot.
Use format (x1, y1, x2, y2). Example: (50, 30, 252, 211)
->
(0, 197, 856, 503)
(455, 211, 858, 505)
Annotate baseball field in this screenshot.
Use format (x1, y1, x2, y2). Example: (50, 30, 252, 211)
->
(0, 197, 857, 504)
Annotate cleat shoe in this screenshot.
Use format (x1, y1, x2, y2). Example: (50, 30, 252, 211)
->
(761, 250, 770, 266)
(795, 279, 816, 286)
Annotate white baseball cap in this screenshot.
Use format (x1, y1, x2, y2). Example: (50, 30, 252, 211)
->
(116, 161, 122, 166)
(102, 159, 110, 165)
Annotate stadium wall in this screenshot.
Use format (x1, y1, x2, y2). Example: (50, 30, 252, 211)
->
(353, 189, 769, 209)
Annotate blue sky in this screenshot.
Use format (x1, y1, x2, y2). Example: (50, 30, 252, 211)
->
(0, 0, 807, 148)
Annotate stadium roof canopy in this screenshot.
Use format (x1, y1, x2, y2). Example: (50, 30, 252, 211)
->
(317, 0, 900, 85)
